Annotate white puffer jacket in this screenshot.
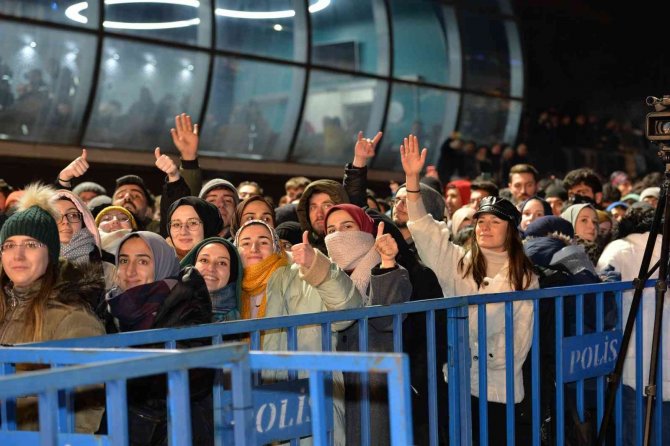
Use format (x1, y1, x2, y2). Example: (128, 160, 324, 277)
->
(407, 199, 537, 403)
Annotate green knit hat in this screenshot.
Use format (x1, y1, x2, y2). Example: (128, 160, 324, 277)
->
(0, 205, 60, 264)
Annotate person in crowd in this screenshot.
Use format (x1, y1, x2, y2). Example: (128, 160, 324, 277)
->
(112, 175, 159, 232)
(324, 204, 412, 446)
(180, 237, 241, 322)
(601, 182, 622, 210)
(0, 183, 105, 432)
(621, 193, 640, 206)
(234, 219, 363, 446)
(392, 183, 445, 245)
(199, 179, 239, 238)
(596, 209, 614, 246)
(606, 201, 628, 222)
(401, 135, 538, 444)
(274, 221, 303, 252)
(451, 206, 476, 239)
(596, 204, 669, 446)
(87, 195, 112, 218)
(95, 205, 137, 257)
(609, 170, 633, 197)
(508, 164, 539, 205)
(639, 186, 660, 208)
(284, 176, 311, 203)
(296, 179, 349, 254)
(3, 189, 24, 215)
(469, 180, 499, 210)
(72, 182, 107, 204)
(445, 179, 471, 218)
(237, 181, 263, 200)
(230, 195, 276, 235)
(104, 231, 213, 445)
(561, 203, 601, 266)
(165, 197, 223, 260)
(518, 195, 553, 232)
(0, 178, 14, 213)
(51, 189, 102, 265)
(562, 167, 603, 207)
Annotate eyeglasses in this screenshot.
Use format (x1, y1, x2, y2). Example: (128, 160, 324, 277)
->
(393, 197, 407, 207)
(57, 212, 82, 224)
(0, 241, 46, 253)
(169, 218, 203, 232)
(99, 214, 131, 224)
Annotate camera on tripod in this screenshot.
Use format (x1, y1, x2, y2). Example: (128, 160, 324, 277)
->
(645, 95, 670, 141)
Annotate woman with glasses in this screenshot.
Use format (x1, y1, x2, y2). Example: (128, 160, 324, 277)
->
(165, 197, 222, 260)
(94, 205, 138, 259)
(0, 183, 105, 432)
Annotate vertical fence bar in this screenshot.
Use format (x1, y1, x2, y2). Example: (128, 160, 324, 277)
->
(231, 353, 255, 446)
(596, 292, 605, 427)
(393, 313, 403, 353)
(635, 302, 644, 446)
(426, 309, 438, 446)
(447, 304, 471, 446)
(165, 340, 177, 349)
(576, 294, 585, 420)
(0, 363, 16, 430)
(321, 322, 332, 352)
(38, 390, 59, 446)
(251, 330, 262, 386)
(167, 370, 192, 446)
(616, 290, 623, 446)
(387, 355, 413, 446)
(555, 295, 564, 446)
(505, 301, 515, 446)
(359, 318, 370, 446)
(106, 379, 129, 445)
(478, 303, 488, 446)
(288, 326, 298, 383)
(309, 370, 328, 446)
(211, 336, 226, 446)
(531, 298, 540, 446)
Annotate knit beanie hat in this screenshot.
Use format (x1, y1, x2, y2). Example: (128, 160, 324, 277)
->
(640, 187, 660, 202)
(274, 203, 299, 225)
(324, 203, 375, 235)
(561, 203, 595, 228)
(95, 205, 138, 230)
(72, 181, 107, 197)
(199, 179, 239, 206)
(115, 175, 154, 207)
(0, 184, 60, 264)
(167, 197, 223, 238)
(87, 195, 112, 218)
(275, 221, 303, 246)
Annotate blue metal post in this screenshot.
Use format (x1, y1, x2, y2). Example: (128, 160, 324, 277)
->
(309, 370, 328, 446)
(231, 353, 255, 446)
(478, 304, 488, 446)
(359, 318, 370, 446)
(106, 379, 129, 445)
(387, 354, 414, 446)
(0, 363, 16, 430)
(426, 309, 438, 446)
(531, 298, 540, 446)
(555, 296, 564, 446)
(505, 301, 515, 446)
(167, 370, 192, 446)
(447, 303, 471, 446)
(576, 294, 585, 421)
(37, 390, 58, 446)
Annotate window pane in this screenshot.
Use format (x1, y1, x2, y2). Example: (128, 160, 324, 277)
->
(84, 39, 209, 151)
(461, 13, 510, 95)
(458, 93, 511, 146)
(0, 0, 99, 29)
(103, 0, 212, 47)
(215, 0, 302, 62)
(292, 71, 386, 166)
(311, 0, 388, 75)
(199, 57, 303, 161)
(390, 0, 454, 86)
(462, 0, 513, 15)
(0, 22, 96, 144)
(374, 84, 459, 171)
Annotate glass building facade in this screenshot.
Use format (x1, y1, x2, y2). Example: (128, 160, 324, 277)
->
(0, 0, 523, 174)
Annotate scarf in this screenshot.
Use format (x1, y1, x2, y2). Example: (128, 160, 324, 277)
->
(106, 279, 177, 331)
(210, 282, 240, 322)
(61, 228, 96, 264)
(240, 253, 288, 320)
(325, 231, 380, 305)
(100, 229, 132, 254)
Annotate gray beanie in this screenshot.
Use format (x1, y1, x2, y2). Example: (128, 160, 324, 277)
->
(72, 181, 107, 197)
(199, 179, 239, 206)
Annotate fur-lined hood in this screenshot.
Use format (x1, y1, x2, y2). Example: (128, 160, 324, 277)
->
(523, 232, 573, 268)
(51, 259, 106, 311)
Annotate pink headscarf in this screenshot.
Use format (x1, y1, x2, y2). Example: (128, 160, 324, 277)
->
(324, 204, 375, 235)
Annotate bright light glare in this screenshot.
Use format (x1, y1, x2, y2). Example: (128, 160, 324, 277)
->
(65, 0, 201, 29)
(215, 0, 330, 20)
(273, 24, 283, 31)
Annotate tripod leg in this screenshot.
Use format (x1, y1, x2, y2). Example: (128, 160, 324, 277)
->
(597, 181, 668, 445)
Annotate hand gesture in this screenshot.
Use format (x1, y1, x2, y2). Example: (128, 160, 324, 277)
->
(154, 147, 180, 182)
(374, 222, 398, 268)
(400, 134, 427, 179)
(353, 131, 382, 167)
(170, 113, 199, 161)
(291, 231, 316, 268)
(58, 148, 89, 183)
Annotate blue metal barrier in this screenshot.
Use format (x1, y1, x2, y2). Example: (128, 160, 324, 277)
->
(28, 280, 659, 445)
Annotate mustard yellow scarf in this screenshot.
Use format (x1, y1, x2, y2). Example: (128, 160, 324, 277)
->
(240, 253, 288, 320)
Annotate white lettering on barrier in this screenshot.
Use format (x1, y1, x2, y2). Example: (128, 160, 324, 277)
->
(567, 334, 620, 378)
(279, 398, 294, 428)
(256, 403, 277, 433)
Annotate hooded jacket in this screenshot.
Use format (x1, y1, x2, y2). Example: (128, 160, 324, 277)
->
(296, 180, 349, 253)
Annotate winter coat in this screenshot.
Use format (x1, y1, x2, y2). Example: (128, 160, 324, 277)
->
(261, 249, 363, 446)
(407, 199, 538, 404)
(597, 233, 670, 400)
(0, 260, 106, 433)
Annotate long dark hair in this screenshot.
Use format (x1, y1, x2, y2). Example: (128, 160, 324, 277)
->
(458, 220, 534, 291)
(0, 260, 59, 342)
(231, 195, 276, 235)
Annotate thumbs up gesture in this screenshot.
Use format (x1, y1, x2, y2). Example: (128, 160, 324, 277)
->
(154, 147, 180, 182)
(58, 148, 89, 185)
(374, 222, 398, 268)
(291, 231, 316, 268)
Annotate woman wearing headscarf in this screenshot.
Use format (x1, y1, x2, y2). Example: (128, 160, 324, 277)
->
(324, 203, 412, 446)
(0, 183, 105, 432)
(234, 219, 363, 446)
(165, 197, 222, 260)
(401, 135, 538, 444)
(518, 195, 553, 232)
(180, 237, 241, 322)
(104, 231, 213, 446)
(561, 203, 602, 266)
(230, 195, 276, 235)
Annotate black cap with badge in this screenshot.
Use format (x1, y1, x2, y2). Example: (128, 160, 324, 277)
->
(473, 196, 521, 227)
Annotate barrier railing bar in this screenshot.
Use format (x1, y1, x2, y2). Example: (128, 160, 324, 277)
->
(504, 300, 515, 446)
(37, 389, 58, 446)
(0, 348, 168, 364)
(426, 309, 438, 446)
(615, 290, 623, 446)
(0, 363, 16, 430)
(393, 313, 403, 353)
(167, 370, 192, 446)
(596, 292, 605, 428)
(635, 301, 644, 446)
(106, 379, 128, 445)
(555, 295, 564, 446)
(387, 354, 413, 446)
(309, 370, 327, 446)
(358, 316, 371, 446)
(230, 352, 255, 446)
(477, 303, 488, 446)
(576, 293, 584, 422)
(531, 298, 540, 446)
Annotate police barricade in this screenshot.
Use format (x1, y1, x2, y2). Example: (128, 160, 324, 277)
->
(30, 280, 652, 445)
(0, 345, 412, 446)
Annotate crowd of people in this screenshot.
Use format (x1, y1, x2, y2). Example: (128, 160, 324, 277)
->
(0, 111, 664, 445)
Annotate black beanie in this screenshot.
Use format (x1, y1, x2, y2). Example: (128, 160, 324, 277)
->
(275, 221, 303, 246)
(0, 205, 60, 264)
(167, 197, 223, 238)
(115, 175, 154, 207)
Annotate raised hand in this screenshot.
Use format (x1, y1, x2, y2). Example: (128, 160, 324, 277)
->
(291, 231, 316, 268)
(374, 222, 398, 268)
(400, 134, 427, 179)
(154, 147, 180, 182)
(353, 131, 383, 167)
(58, 148, 89, 184)
(170, 113, 199, 161)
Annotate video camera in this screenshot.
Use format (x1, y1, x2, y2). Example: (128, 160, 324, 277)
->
(645, 96, 670, 141)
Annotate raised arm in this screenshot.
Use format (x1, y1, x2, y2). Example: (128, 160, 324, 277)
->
(170, 113, 202, 195)
(57, 148, 89, 189)
(343, 131, 382, 207)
